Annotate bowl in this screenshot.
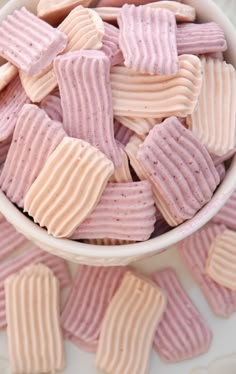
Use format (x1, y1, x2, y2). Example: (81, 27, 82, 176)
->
(0, 0, 235, 266)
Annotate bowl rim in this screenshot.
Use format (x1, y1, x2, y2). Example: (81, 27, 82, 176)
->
(0, 0, 235, 261)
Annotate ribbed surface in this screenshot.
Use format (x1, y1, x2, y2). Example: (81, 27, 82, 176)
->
(0, 76, 30, 141)
(211, 148, 236, 167)
(0, 214, 26, 261)
(0, 62, 18, 92)
(114, 120, 133, 146)
(187, 57, 236, 156)
(177, 22, 227, 55)
(0, 136, 11, 165)
(0, 245, 71, 329)
(95, 271, 166, 374)
(125, 134, 146, 180)
(39, 94, 62, 122)
(178, 223, 236, 317)
(212, 191, 236, 230)
(20, 6, 104, 103)
(37, 0, 93, 25)
(206, 229, 236, 290)
(110, 148, 133, 183)
(216, 163, 226, 182)
(54, 50, 121, 166)
(5, 264, 65, 374)
(94, 2, 195, 22)
(118, 6, 178, 75)
(152, 268, 212, 362)
(85, 238, 134, 245)
(71, 181, 156, 241)
(111, 54, 202, 118)
(116, 116, 161, 136)
(137, 117, 220, 226)
(0, 7, 67, 76)
(101, 22, 123, 66)
(0, 104, 66, 208)
(24, 137, 114, 238)
(61, 265, 127, 352)
(96, 0, 162, 6)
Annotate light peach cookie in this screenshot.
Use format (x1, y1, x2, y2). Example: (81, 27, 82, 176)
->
(0, 136, 11, 165)
(118, 6, 178, 75)
(54, 50, 121, 166)
(39, 94, 62, 122)
(0, 214, 26, 261)
(0, 7, 67, 76)
(61, 265, 127, 351)
(111, 54, 202, 118)
(187, 57, 236, 156)
(96, 271, 166, 374)
(0, 62, 18, 92)
(94, 1, 195, 23)
(24, 137, 114, 238)
(20, 6, 104, 103)
(114, 120, 134, 146)
(71, 181, 156, 241)
(37, 0, 93, 25)
(110, 148, 133, 183)
(152, 268, 212, 362)
(0, 244, 71, 329)
(0, 104, 66, 208)
(101, 23, 123, 66)
(5, 264, 65, 374)
(0, 76, 30, 142)
(206, 229, 236, 290)
(212, 190, 236, 231)
(125, 134, 146, 180)
(116, 116, 161, 137)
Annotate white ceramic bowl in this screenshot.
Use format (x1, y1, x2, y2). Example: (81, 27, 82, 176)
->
(0, 0, 235, 266)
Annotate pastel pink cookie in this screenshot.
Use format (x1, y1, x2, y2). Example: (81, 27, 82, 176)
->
(61, 265, 127, 352)
(54, 50, 121, 167)
(212, 191, 236, 231)
(118, 5, 178, 75)
(152, 268, 212, 362)
(39, 94, 62, 122)
(211, 148, 236, 167)
(101, 23, 123, 66)
(0, 136, 11, 165)
(137, 117, 220, 226)
(216, 163, 226, 182)
(179, 223, 236, 317)
(0, 104, 66, 208)
(0, 245, 71, 329)
(0, 76, 30, 142)
(71, 181, 156, 241)
(0, 62, 18, 92)
(0, 7, 67, 76)
(177, 22, 227, 55)
(0, 214, 26, 261)
(114, 120, 134, 146)
(96, 0, 162, 6)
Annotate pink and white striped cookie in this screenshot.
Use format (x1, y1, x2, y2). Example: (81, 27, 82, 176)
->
(179, 223, 236, 317)
(61, 265, 127, 351)
(39, 94, 62, 122)
(152, 268, 212, 362)
(137, 117, 220, 226)
(101, 23, 123, 66)
(212, 190, 236, 231)
(0, 244, 71, 329)
(0, 7, 67, 76)
(54, 50, 121, 166)
(177, 22, 227, 55)
(96, 271, 166, 374)
(118, 6, 178, 75)
(0, 76, 30, 142)
(0, 104, 66, 208)
(0, 62, 18, 92)
(0, 214, 26, 261)
(71, 181, 156, 241)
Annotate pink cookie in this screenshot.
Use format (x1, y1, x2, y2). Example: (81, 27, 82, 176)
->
(0, 214, 26, 261)
(118, 5, 178, 75)
(179, 223, 236, 317)
(212, 191, 236, 231)
(152, 268, 212, 362)
(54, 50, 121, 167)
(0, 104, 66, 208)
(0, 76, 30, 142)
(96, 0, 162, 6)
(71, 181, 156, 241)
(0, 245, 71, 329)
(61, 265, 127, 352)
(177, 22, 227, 55)
(0, 136, 11, 165)
(114, 120, 134, 146)
(116, 116, 161, 137)
(39, 94, 62, 122)
(0, 62, 18, 92)
(137, 117, 220, 226)
(0, 7, 67, 75)
(216, 163, 226, 182)
(211, 148, 236, 167)
(101, 23, 123, 66)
